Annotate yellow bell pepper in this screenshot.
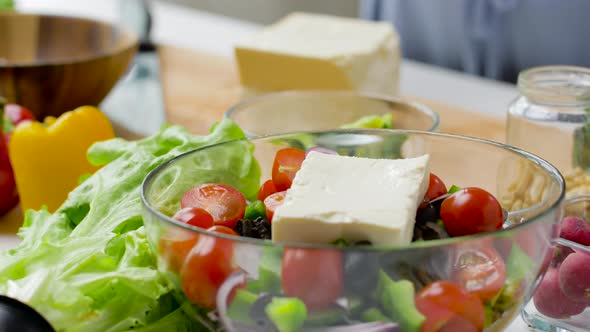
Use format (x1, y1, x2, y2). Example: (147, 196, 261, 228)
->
(9, 106, 115, 213)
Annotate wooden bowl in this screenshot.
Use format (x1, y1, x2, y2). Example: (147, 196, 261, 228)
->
(0, 13, 138, 118)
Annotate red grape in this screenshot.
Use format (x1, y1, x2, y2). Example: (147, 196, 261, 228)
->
(551, 244, 575, 268)
(558, 252, 590, 304)
(533, 268, 586, 318)
(560, 216, 590, 246)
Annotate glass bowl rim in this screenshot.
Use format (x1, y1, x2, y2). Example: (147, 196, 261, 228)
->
(223, 90, 440, 134)
(141, 128, 565, 251)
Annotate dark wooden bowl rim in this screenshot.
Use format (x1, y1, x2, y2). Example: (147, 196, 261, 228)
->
(0, 12, 139, 68)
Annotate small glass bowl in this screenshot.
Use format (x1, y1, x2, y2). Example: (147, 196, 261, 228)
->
(142, 129, 565, 332)
(522, 195, 590, 332)
(225, 91, 439, 137)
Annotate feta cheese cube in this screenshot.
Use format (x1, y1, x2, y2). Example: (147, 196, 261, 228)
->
(272, 152, 430, 246)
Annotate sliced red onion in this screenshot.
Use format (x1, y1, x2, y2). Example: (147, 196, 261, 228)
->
(303, 322, 399, 332)
(306, 146, 339, 156)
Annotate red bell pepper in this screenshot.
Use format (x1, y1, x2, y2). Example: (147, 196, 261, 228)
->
(0, 98, 20, 216)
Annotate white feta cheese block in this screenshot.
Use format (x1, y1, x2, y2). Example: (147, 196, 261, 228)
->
(235, 12, 401, 97)
(272, 152, 430, 246)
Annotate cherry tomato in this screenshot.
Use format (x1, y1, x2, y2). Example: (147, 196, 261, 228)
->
(181, 183, 246, 229)
(439, 315, 479, 332)
(4, 103, 35, 125)
(282, 248, 343, 310)
(417, 300, 454, 332)
(264, 190, 286, 222)
(158, 228, 199, 273)
(257, 179, 278, 201)
(425, 173, 447, 202)
(272, 148, 306, 191)
(180, 228, 236, 309)
(440, 187, 503, 237)
(452, 245, 506, 301)
(173, 207, 215, 229)
(207, 225, 238, 236)
(416, 280, 485, 332)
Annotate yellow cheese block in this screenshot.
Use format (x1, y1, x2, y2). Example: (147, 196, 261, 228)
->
(235, 12, 401, 97)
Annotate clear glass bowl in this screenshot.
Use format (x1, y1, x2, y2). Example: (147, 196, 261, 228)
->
(522, 195, 590, 332)
(142, 129, 565, 332)
(225, 91, 439, 137)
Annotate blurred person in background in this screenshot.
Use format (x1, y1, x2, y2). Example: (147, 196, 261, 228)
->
(361, 0, 590, 83)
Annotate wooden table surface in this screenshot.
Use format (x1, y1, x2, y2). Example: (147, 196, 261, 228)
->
(0, 45, 507, 236)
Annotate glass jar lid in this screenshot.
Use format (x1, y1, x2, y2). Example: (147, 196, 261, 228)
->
(518, 66, 590, 107)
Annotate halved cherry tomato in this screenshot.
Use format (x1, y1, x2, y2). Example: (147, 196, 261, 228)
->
(264, 190, 286, 222)
(257, 179, 278, 201)
(440, 187, 503, 237)
(272, 148, 306, 191)
(158, 228, 199, 273)
(181, 183, 246, 229)
(180, 228, 236, 309)
(415, 280, 485, 332)
(425, 173, 447, 202)
(173, 207, 215, 229)
(417, 300, 454, 332)
(452, 245, 506, 302)
(207, 225, 238, 236)
(282, 248, 343, 310)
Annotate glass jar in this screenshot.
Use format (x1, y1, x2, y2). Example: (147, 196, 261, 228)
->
(507, 66, 590, 199)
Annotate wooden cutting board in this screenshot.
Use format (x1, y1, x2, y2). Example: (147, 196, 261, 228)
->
(0, 45, 508, 235)
(158, 45, 507, 142)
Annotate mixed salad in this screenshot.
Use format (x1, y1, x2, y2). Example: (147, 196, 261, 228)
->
(159, 142, 532, 332)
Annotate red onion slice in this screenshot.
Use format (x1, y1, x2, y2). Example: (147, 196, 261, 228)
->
(306, 146, 339, 156)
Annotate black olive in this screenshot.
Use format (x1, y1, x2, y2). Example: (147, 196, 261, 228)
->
(0, 295, 55, 332)
(236, 217, 271, 240)
(343, 252, 380, 295)
(415, 203, 440, 224)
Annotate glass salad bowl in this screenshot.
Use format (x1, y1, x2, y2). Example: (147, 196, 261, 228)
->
(225, 91, 439, 137)
(142, 129, 565, 332)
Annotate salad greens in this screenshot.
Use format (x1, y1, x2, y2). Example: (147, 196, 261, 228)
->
(0, 0, 13, 10)
(265, 297, 307, 332)
(340, 113, 394, 129)
(377, 272, 424, 332)
(244, 200, 267, 220)
(0, 119, 254, 331)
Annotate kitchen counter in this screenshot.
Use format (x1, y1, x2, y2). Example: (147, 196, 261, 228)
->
(6, 1, 532, 331)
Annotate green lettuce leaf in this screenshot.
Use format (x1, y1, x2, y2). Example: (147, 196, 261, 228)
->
(0, 119, 258, 331)
(340, 113, 394, 129)
(0, 0, 13, 10)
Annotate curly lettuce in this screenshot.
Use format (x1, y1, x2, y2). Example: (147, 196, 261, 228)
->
(0, 119, 258, 331)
